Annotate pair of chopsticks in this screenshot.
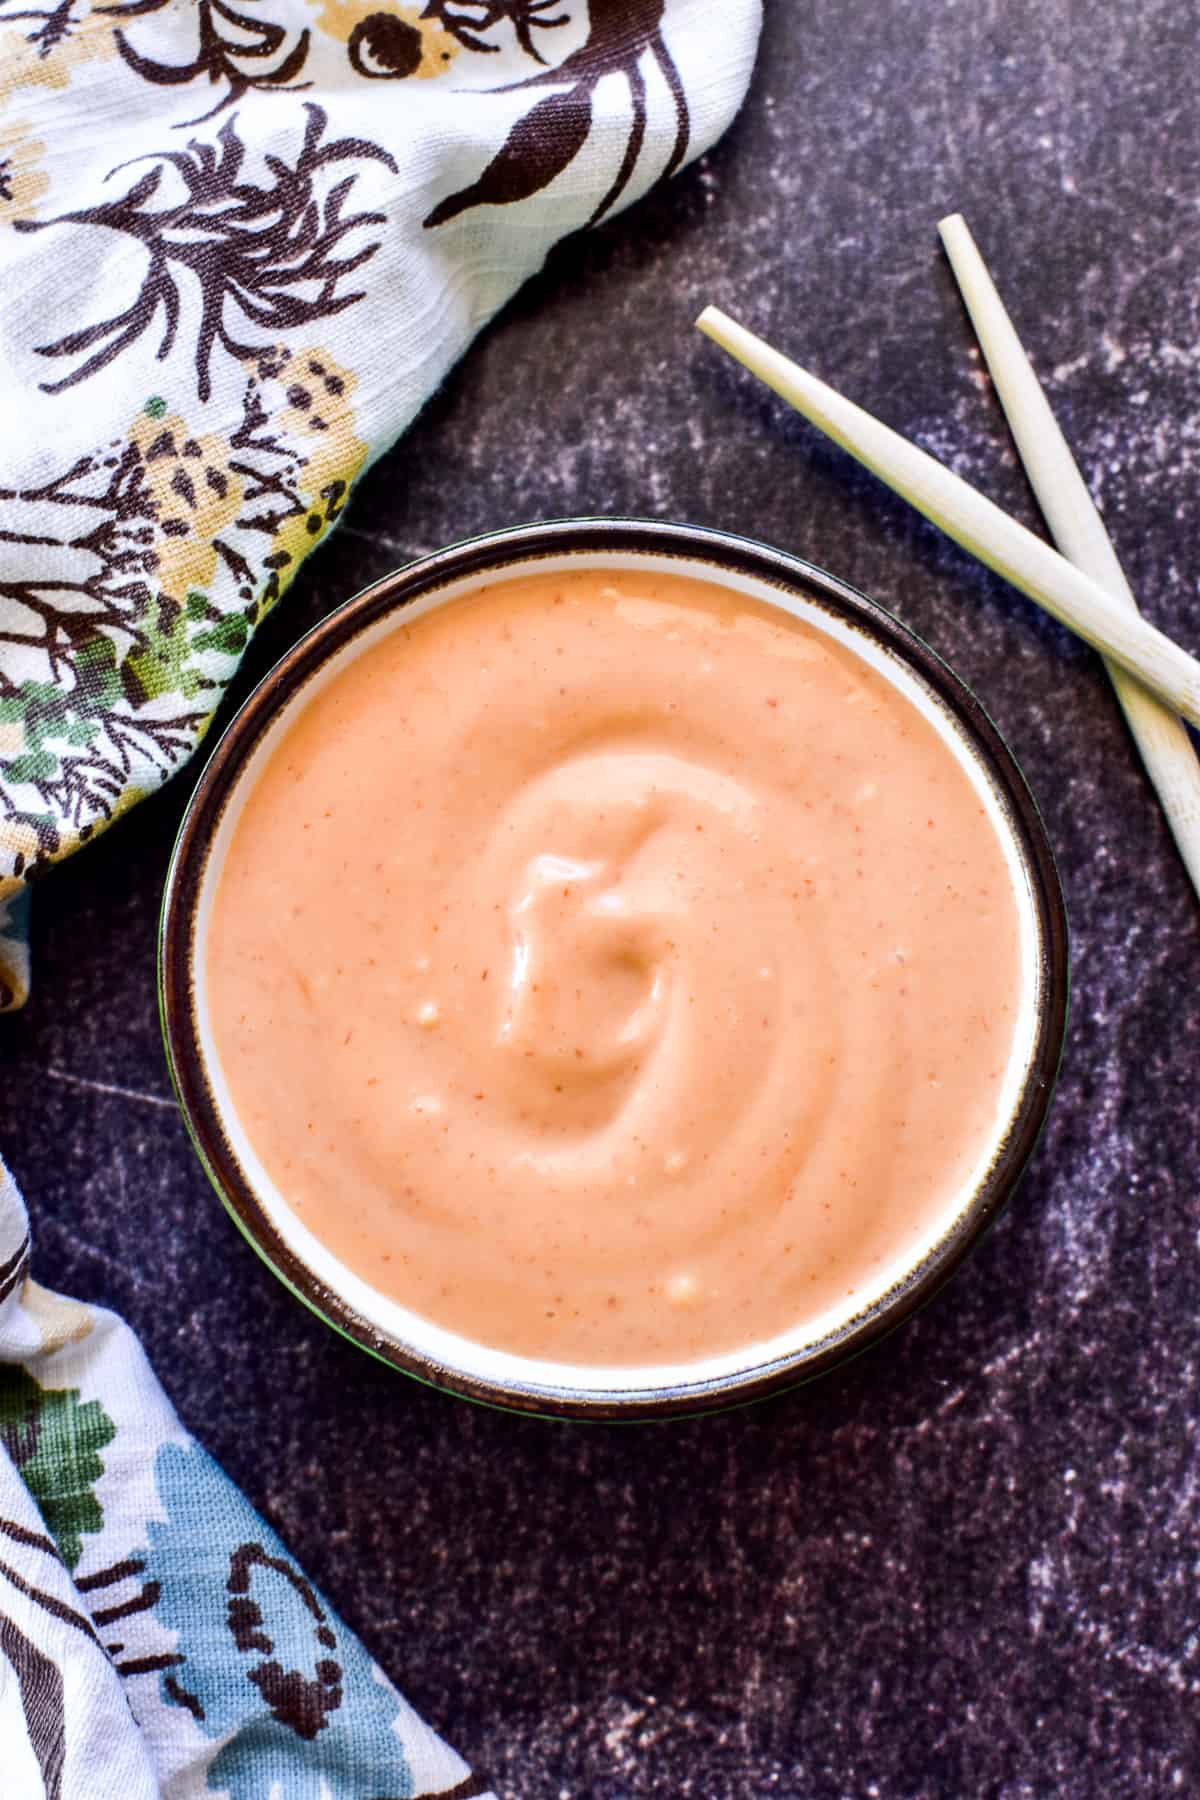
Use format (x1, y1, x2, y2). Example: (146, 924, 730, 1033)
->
(697, 217, 1200, 904)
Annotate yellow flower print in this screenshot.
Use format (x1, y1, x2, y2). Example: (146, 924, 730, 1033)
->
(314, 0, 460, 78)
(0, 120, 48, 222)
(128, 402, 244, 606)
(0, 820, 40, 891)
(21, 1282, 95, 1354)
(0, 2, 115, 112)
(257, 348, 368, 616)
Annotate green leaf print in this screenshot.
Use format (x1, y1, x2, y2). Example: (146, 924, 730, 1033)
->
(121, 603, 213, 705)
(3, 751, 56, 783)
(74, 634, 124, 712)
(192, 613, 248, 656)
(0, 1368, 116, 1570)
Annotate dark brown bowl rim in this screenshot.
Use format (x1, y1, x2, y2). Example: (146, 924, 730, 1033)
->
(159, 518, 1070, 1420)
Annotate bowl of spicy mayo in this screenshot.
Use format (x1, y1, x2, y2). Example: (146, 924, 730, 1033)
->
(160, 520, 1068, 1418)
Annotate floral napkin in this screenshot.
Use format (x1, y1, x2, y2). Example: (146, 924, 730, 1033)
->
(0, 0, 761, 1005)
(1, 1164, 488, 1798)
(0, 1, 761, 1791)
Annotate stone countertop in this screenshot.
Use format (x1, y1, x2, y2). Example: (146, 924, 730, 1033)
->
(4, 3, 1200, 1794)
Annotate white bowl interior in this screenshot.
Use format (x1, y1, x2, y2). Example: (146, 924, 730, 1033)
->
(190, 548, 1045, 1402)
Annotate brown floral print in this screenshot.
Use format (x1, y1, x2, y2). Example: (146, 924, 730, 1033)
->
(15, 105, 395, 401)
(0, 0, 759, 940)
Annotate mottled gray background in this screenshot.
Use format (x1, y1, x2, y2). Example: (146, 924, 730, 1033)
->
(4, 2, 1200, 1795)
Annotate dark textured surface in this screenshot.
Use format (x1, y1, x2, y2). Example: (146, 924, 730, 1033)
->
(4, 4, 1200, 1795)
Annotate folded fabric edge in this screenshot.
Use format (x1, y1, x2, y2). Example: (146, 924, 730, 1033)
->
(0, 1159, 497, 1798)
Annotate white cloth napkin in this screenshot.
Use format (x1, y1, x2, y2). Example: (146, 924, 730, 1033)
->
(0, 1162, 493, 1798)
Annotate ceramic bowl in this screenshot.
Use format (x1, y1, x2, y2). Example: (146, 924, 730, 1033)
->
(159, 519, 1069, 1419)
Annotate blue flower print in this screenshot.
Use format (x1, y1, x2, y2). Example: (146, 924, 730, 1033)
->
(139, 1441, 413, 1799)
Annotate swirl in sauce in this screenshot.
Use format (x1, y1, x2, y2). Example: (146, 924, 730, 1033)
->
(208, 569, 1024, 1365)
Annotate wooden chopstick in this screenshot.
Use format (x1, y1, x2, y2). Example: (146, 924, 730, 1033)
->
(938, 213, 1200, 902)
(695, 305, 1200, 732)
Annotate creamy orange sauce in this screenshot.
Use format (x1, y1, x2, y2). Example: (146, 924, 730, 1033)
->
(207, 568, 1025, 1365)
